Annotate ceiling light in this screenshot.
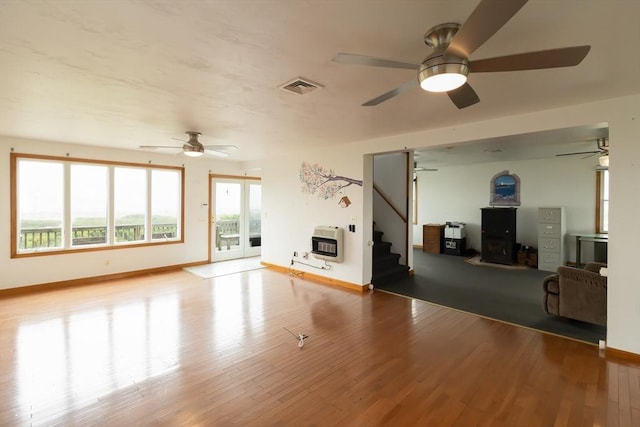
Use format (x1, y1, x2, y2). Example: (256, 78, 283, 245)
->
(183, 144, 204, 157)
(418, 58, 469, 92)
(184, 151, 203, 157)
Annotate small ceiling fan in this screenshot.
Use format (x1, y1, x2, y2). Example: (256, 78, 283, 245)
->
(140, 131, 238, 157)
(332, 0, 590, 109)
(556, 138, 609, 166)
(414, 162, 438, 172)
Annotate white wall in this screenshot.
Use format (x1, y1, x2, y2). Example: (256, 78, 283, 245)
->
(0, 135, 248, 289)
(413, 155, 598, 263)
(606, 102, 640, 356)
(261, 145, 365, 285)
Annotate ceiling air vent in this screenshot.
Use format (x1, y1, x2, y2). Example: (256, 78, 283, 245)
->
(279, 77, 323, 95)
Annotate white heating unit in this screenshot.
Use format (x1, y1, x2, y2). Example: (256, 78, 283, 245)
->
(311, 226, 344, 263)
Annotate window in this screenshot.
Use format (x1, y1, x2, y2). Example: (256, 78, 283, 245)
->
(596, 169, 609, 233)
(11, 153, 184, 257)
(248, 182, 262, 240)
(114, 167, 147, 243)
(71, 164, 108, 246)
(151, 169, 181, 240)
(17, 160, 64, 250)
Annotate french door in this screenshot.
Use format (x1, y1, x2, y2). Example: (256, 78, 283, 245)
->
(210, 176, 261, 261)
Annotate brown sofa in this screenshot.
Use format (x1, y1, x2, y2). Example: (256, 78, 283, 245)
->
(542, 262, 607, 326)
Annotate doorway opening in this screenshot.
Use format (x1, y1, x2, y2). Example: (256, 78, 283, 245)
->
(210, 175, 261, 262)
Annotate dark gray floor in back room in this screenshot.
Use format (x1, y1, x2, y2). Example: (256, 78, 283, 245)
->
(376, 249, 606, 345)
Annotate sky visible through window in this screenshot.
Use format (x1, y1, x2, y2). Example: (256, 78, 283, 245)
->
(115, 167, 146, 224)
(71, 164, 107, 225)
(215, 182, 262, 218)
(216, 183, 241, 217)
(19, 160, 180, 225)
(18, 160, 63, 223)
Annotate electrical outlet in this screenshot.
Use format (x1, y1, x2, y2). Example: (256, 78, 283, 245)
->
(302, 251, 309, 259)
(293, 251, 298, 257)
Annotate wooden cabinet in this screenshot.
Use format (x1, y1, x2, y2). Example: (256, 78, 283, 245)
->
(537, 207, 565, 272)
(423, 224, 445, 254)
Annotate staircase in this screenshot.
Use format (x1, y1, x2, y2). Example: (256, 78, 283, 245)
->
(372, 227, 410, 286)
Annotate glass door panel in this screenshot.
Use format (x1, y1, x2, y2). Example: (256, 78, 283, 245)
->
(212, 180, 243, 261)
(211, 177, 261, 261)
(245, 183, 262, 257)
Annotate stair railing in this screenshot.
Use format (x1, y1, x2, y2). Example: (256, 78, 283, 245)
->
(373, 183, 407, 224)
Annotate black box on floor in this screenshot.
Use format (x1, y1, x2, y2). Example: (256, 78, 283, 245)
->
(444, 237, 466, 256)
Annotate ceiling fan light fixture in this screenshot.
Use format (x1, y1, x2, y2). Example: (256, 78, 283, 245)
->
(183, 144, 204, 157)
(420, 72, 467, 92)
(418, 59, 469, 92)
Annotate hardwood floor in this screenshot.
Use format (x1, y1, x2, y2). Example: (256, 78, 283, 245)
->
(0, 268, 638, 426)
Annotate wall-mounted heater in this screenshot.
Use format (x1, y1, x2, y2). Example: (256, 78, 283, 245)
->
(311, 226, 344, 263)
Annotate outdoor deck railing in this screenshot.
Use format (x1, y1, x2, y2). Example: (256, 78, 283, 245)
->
(216, 219, 240, 235)
(19, 219, 255, 251)
(18, 224, 179, 250)
(214, 219, 262, 250)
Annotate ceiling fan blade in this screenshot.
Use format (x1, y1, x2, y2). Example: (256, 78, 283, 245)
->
(204, 149, 231, 158)
(556, 150, 601, 157)
(140, 145, 182, 149)
(332, 53, 420, 70)
(471, 46, 591, 72)
(362, 80, 418, 106)
(446, 0, 528, 58)
(447, 82, 480, 109)
(204, 145, 238, 151)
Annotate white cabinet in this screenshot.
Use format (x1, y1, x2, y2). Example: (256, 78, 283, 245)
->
(538, 208, 565, 272)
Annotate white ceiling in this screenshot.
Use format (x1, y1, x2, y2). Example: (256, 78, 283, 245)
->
(415, 123, 610, 168)
(0, 0, 638, 164)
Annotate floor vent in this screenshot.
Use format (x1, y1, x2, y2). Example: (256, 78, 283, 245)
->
(279, 77, 323, 95)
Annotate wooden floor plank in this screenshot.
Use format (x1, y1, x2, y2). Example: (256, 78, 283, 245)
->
(0, 268, 638, 426)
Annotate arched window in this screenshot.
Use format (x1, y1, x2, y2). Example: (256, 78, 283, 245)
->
(489, 170, 521, 206)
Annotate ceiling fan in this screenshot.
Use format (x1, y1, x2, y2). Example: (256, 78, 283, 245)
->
(414, 162, 438, 172)
(332, 0, 590, 109)
(556, 138, 609, 166)
(140, 131, 238, 157)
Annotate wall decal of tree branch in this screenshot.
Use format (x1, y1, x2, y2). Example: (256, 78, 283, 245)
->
(299, 161, 362, 200)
